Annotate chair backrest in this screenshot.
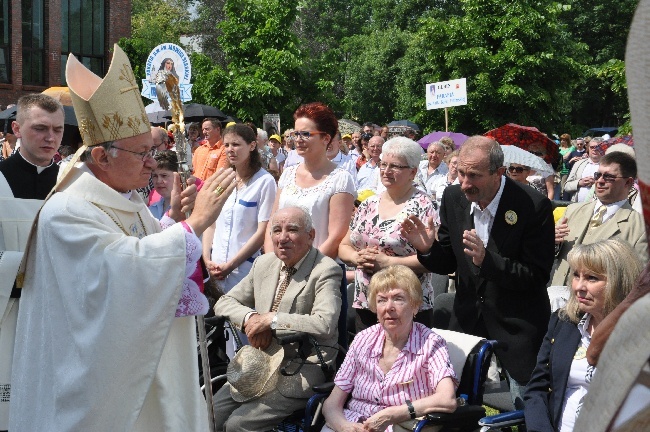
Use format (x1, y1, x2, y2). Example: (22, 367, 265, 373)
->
(433, 327, 494, 406)
(430, 273, 450, 299)
(432, 292, 455, 329)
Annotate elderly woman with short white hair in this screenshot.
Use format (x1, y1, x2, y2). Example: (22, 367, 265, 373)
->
(339, 137, 437, 333)
(322, 265, 457, 432)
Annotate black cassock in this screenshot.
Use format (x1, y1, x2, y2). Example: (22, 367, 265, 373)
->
(0, 151, 59, 200)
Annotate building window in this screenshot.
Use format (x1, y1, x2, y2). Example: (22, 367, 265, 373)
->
(61, 0, 105, 84)
(22, 0, 44, 85)
(0, 0, 9, 84)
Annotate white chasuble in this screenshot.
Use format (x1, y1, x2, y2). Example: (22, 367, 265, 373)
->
(9, 165, 208, 431)
(0, 173, 44, 430)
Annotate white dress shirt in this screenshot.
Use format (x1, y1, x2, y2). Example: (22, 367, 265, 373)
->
(469, 176, 506, 247)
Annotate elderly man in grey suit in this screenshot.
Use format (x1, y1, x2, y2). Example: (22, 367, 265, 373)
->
(552, 151, 648, 286)
(213, 206, 342, 432)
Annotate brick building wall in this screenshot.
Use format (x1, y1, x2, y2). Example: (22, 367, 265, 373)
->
(0, 0, 131, 107)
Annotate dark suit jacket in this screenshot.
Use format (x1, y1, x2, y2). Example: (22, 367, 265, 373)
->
(524, 313, 581, 432)
(418, 177, 554, 382)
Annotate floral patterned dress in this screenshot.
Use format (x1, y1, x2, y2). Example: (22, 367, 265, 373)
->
(350, 189, 436, 310)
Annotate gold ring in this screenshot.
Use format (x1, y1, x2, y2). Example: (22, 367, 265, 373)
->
(214, 185, 225, 196)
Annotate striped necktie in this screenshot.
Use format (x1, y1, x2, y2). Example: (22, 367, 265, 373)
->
(271, 265, 297, 312)
(589, 205, 608, 228)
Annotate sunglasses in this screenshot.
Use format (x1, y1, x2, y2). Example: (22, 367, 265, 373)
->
(593, 172, 627, 182)
(508, 166, 529, 173)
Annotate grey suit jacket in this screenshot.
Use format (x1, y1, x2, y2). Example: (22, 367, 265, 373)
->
(215, 247, 342, 398)
(551, 200, 648, 286)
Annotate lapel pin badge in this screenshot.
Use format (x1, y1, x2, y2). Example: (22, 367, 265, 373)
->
(505, 210, 517, 225)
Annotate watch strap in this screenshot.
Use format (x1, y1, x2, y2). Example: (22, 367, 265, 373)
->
(405, 399, 416, 419)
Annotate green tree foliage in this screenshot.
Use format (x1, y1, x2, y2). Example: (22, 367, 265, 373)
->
(341, 29, 409, 123)
(123, 0, 635, 134)
(394, 0, 587, 134)
(559, 0, 637, 131)
(190, 0, 304, 123)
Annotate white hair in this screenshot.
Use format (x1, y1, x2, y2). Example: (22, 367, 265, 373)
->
(257, 128, 268, 141)
(427, 141, 445, 152)
(381, 136, 424, 168)
(270, 206, 314, 233)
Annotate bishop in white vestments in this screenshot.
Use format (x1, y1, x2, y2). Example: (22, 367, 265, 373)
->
(9, 45, 237, 432)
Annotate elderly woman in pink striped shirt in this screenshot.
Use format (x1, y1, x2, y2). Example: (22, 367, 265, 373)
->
(322, 265, 458, 432)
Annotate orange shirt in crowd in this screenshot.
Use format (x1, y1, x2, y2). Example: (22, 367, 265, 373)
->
(192, 139, 229, 180)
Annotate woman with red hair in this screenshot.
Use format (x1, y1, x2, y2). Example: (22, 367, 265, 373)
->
(265, 102, 355, 259)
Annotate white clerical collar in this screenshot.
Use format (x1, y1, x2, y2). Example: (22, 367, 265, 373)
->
(18, 149, 54, 173)
(470, 175, 506, 215)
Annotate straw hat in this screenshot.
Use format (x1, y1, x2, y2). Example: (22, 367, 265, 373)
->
(227, 341, 284, 402)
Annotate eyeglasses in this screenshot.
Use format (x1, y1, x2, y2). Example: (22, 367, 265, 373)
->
(289, 130, 326, 140)
(111, 145, 158, 161)
(508, 166, 529, 173)
(593, 172, 627, 182)
(379, 162, 410, 172)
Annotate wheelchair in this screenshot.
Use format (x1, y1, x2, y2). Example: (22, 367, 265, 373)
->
(280, 327, 500, 432)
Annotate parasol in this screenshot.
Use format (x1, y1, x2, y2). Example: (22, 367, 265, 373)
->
(484, 123, 559, 166)
(418, 131, 469, 149)
(501, 145, 554, 178)
(595, 135, 634, 154)
(388, 119, 420, 131)
(41, 87, 73, 106)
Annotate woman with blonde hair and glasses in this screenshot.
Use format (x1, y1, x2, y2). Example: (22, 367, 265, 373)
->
(524, 238, 643, 432)
(339, 137, 437, 333)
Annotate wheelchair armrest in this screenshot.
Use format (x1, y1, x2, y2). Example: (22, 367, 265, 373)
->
(423, 404, 486, 426)
(312, 382, 335, 394)
(478, 409, 525, 428)
(276, 332, 310, 345)
(204, 315, 226, 327)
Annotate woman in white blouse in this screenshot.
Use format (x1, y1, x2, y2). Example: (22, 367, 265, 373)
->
(203, 124, 277, 294)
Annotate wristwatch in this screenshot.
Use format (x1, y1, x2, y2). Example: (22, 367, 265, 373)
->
(270, 313, 278, 330)
(405, 399, 416, 419)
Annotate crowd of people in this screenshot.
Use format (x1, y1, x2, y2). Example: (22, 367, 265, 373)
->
(0, 42, 648, 432)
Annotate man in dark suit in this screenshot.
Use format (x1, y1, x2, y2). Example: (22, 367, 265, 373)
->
(402, 136, 555, 407)
(213, 206, 342, 432)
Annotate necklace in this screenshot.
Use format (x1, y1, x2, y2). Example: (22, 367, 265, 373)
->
(93, 204, 148, 237)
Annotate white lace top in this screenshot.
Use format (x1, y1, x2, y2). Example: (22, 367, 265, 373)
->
(278, 164, 356, 253)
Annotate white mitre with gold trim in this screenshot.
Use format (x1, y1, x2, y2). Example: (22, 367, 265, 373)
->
(66, 43, 150, 146)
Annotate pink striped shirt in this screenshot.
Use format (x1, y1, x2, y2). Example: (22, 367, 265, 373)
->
(334, 323, 457, 429)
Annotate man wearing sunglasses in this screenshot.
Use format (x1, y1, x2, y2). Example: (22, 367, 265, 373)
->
(564, 137, 604, 202)
(551, 151, 647, 286)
